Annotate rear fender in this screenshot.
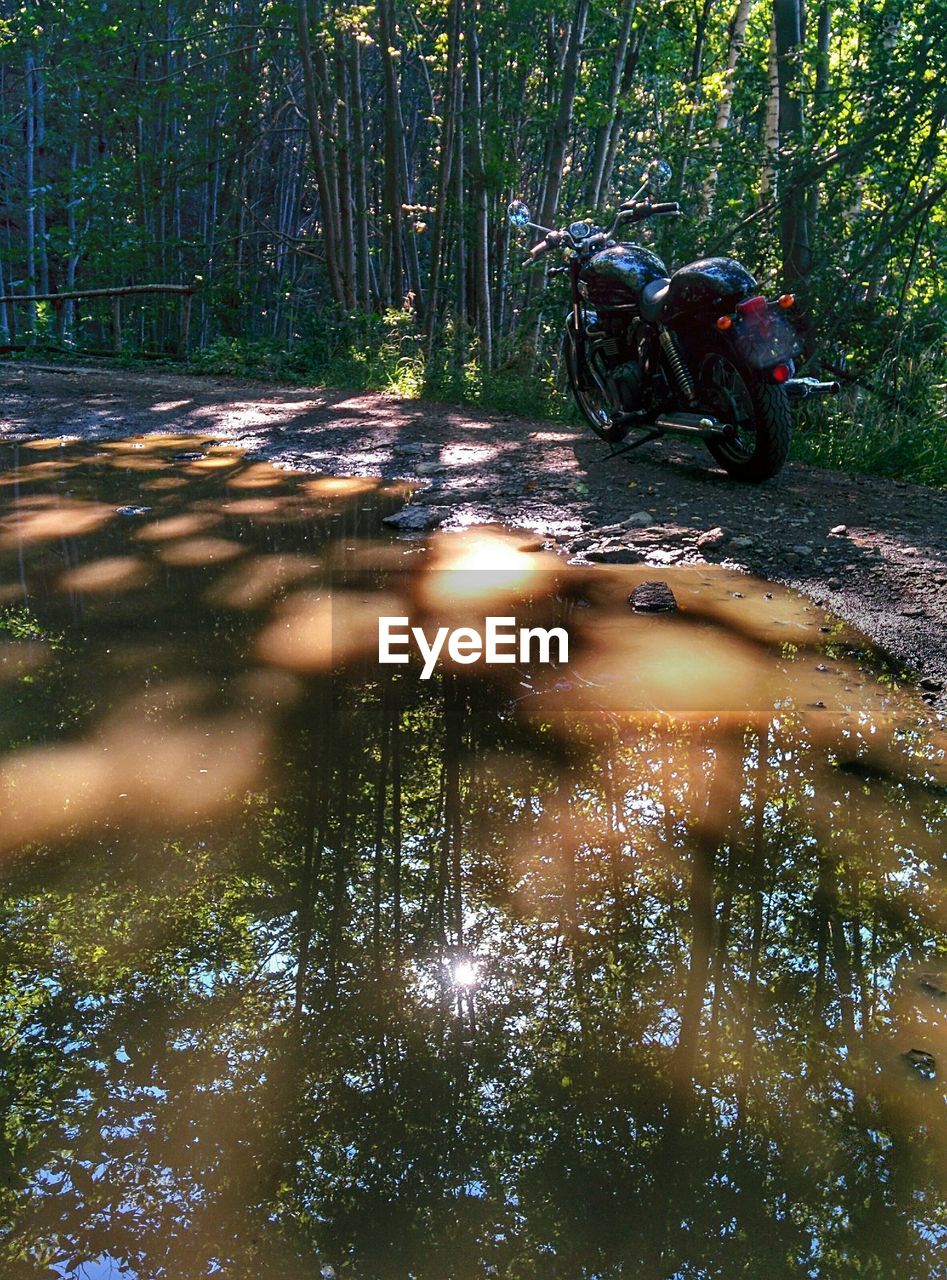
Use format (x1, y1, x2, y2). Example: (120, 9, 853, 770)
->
(730, 302, 803, 371)
(672, 306, 801, 377)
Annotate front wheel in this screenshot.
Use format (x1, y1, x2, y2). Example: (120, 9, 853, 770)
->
(698, 351, 792, 483)
(562, 319, 622, 442)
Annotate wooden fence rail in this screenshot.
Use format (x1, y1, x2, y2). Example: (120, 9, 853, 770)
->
(0, 284, 196, 355)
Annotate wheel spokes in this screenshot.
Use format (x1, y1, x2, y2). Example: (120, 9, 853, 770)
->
(702, 354, 757, 459)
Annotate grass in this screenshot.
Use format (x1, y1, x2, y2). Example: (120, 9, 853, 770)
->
(187, 310, 569, 421)
(789, 343, 947, 488)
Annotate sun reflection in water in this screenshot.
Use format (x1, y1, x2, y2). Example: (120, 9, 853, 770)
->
(0, 435, 944, 1279)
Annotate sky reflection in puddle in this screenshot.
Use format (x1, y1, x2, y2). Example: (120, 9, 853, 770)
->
(0, 437, 945, 1279)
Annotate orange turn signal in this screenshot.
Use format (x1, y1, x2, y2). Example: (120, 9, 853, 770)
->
(777, 293, 795, 309)
(715, 315, 733, 331)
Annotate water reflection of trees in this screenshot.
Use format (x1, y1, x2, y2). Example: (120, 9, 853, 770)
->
(3, 664, 945, 1279)
(0, 439, 945, 1278)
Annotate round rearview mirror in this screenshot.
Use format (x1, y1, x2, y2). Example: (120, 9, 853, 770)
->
(507, 199, 531, 228)
(649, 159, 673, 190)
(569, 221, 591, 240)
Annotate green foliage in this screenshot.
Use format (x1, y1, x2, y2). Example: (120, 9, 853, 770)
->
(1, 0, 944, 483)
(189, 312, 566, 420)
(792, 340, 947, 485)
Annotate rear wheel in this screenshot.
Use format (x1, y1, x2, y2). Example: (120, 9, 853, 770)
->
(562, 320, 622, 442)
(699, 351, 791, 483)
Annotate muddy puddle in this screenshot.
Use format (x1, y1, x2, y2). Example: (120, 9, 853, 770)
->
(0, 437, 945, 1279)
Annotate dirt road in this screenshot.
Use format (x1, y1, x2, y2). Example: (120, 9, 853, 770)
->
(2, 362, 945, 706)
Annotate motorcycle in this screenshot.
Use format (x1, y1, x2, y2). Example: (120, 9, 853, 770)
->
(508, 161, 839, 483)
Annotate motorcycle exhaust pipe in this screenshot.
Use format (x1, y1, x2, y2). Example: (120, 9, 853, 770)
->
(652, 412, 728, 438)
(783, 377, 841, 400)
(611, 410, 729, 438)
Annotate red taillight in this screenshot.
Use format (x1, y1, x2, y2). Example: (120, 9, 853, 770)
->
(772, 363, 791, 383)
(736, 295, 767, 317)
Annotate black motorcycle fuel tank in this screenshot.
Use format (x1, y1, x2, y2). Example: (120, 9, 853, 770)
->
(578, 242, 667, 309)
(664, 256, 757, 313)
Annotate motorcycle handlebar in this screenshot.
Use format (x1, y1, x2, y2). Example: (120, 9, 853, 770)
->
(522, 201, 681, 267)
(525, 229, 566, 266)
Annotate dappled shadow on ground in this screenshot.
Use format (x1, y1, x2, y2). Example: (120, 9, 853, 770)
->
(0, 438, 946, 1279)
(1, 367, 592, 534)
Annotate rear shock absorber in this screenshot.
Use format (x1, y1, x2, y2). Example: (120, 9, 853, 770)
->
(658, 326, 696, 404)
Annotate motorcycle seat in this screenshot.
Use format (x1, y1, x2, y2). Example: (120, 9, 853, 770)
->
(640, 277, 671, 322)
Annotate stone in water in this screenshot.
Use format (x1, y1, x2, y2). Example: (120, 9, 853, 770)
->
(630, 580, 677, 613)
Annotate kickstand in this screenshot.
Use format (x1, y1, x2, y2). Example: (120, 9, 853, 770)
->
(592, 428, 663, 466)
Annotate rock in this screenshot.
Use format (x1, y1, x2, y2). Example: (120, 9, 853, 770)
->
(624, 510, 655, 528)
(697, 526, 728, 549)
(647, 548, 685, 565)
(829, 524, 848, 535)
(415, 461, 445, 475)
(382, 505, 449, 531)
(902, 606, 925, 617)
(791, 544, 813, 556)
(587, 547, 643, 564)
(630, 580, 678, 613)
(919, 677, 943, 692)
(730, 536, 755, 549)
(570, 536, 595, 552)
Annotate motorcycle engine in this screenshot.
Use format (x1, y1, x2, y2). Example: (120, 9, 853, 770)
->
(607, 319, 662, 412)
(589, 314, 664, 415)
(610, 359, 645, 411)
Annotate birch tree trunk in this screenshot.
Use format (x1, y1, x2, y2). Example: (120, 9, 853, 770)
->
(23, 49, 38, 332)
(377, 0, 406, 308)
(599, 23, 646, 199)
(527, 0, 589, 342)
(586, 0, 636, 210)
(673, 0, 715, 198)
(701, 0, 754, 213)
(349, 39, 373, 312)
(467, 0, 493, 368)
(759, 19, 780, 205)
(808, 0, 833, 234)
(296, 0, 347, 307)
(537, 0, 589, 231)
(334, 35, 357, 310)
(774, 0, 812, 284)
(424, 0, 462, 352)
